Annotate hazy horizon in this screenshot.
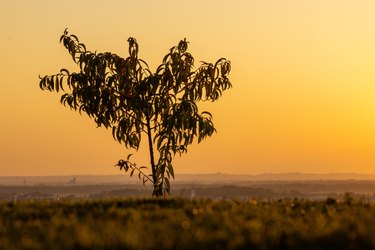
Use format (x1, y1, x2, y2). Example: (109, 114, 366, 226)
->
(2, 171, 375, 178)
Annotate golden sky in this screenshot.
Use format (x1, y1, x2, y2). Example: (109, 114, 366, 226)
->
(1, 1, 375, 176)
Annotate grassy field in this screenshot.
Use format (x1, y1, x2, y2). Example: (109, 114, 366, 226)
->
(1, 197, 375, 249)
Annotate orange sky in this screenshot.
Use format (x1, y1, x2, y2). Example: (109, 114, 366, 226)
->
(1, 1, 375, 176)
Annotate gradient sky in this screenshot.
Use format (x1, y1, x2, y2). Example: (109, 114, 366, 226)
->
(1, 1, 375, 176)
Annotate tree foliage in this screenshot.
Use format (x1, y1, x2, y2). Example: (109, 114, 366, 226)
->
(39, 29, 232, 196)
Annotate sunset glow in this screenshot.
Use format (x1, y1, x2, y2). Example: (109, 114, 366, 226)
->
(1, 1, 375, 176)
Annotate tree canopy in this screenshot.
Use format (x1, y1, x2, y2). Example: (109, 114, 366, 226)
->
(39, 29, 232, 196)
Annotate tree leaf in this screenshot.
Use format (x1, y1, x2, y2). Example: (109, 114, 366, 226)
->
(127, 154, 133, 160)
(164, 177, 170, 193)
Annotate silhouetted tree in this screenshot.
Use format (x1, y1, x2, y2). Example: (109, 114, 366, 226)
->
(39, 29, 232, 196)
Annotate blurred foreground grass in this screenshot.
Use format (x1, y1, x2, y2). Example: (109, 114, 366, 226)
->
(1, 197, 375, 249)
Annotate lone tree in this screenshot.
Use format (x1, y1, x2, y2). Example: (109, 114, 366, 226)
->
(39, 29, 232, 196)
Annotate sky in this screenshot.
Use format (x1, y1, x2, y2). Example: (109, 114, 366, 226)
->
(1, 1, 375, 176)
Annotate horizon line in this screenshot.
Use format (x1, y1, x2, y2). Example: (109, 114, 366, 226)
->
(1, 172, 375, 178)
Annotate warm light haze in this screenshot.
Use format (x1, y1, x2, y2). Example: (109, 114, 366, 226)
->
(1, 1, 375, 176)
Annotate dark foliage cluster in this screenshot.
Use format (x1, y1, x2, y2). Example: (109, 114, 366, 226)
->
(40, 29, 231, 196)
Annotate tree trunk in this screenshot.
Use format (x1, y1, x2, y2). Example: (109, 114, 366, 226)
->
(146, 118, 163, 197)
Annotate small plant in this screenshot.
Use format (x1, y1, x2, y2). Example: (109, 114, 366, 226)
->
(39, 29, 232, 196)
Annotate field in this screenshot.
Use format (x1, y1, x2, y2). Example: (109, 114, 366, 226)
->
(1, 197, 375, 249)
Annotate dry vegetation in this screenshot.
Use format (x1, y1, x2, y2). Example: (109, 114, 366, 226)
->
(1, 197, 375, 249)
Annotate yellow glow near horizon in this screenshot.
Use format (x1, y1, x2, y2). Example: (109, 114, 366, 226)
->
(1, 1, 375, 176)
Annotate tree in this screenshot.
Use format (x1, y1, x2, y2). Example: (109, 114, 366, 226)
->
(39, 29, 232, 196)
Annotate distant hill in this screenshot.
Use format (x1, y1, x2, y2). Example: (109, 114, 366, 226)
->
(176, 172, 375, 183)
(1, 172, 375, 186)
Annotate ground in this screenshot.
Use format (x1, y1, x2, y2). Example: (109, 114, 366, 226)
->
(1, 197, 375, 249)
